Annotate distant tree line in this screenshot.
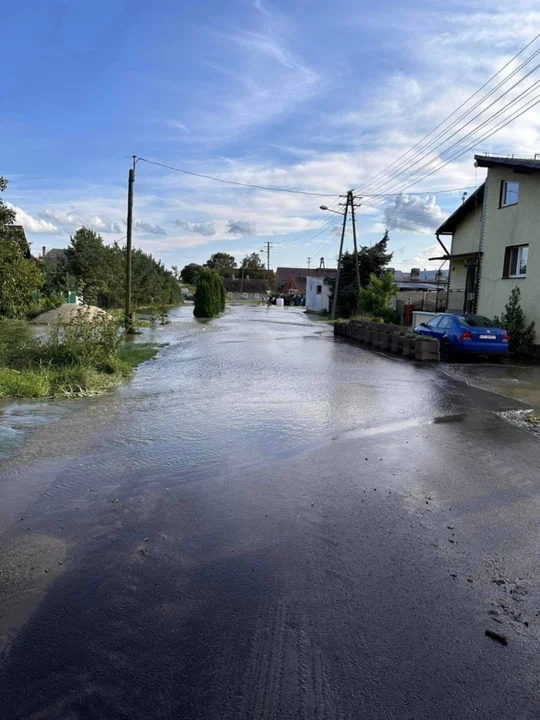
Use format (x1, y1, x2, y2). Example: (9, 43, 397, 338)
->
(181, 251, 274, 286)
(45, 227, 182, 308)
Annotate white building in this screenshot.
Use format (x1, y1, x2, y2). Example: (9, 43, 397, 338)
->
(306, 276, 332, 313)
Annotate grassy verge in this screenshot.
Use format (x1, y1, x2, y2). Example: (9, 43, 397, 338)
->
(0, 319, 164, 399)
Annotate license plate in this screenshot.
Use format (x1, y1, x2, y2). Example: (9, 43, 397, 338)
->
(479, 334, 496, 340)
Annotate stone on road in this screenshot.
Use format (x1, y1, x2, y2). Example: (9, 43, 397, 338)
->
(1, 306, 539, 719)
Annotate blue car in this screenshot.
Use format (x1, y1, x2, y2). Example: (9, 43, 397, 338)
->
(414, 313, 509, 358)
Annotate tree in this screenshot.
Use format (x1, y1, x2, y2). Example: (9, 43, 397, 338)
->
(193, 268, 226, 318)
(0, 176, 16, 229)
(240, 252, 266, 279)
(0, 177, 43, 318)
(63, 227, 109, 305)
(205, 252, 237, 276)
(494, 286, 536, 356)
(181, 263, 202, 284)
(358, 272, 397, 320)
(49, 229, 182, 309)
(332, 231, 394, 318)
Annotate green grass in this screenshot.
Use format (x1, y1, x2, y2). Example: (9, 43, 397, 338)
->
(118, 343, 162, 368)
(0, 318, 165, 399)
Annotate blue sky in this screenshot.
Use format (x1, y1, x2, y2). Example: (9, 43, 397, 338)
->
(3, 0, 540, 272)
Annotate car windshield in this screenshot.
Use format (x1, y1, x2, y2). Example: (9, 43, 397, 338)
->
(458, 315, 496, 328)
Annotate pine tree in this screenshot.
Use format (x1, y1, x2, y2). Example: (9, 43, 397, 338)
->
(495, 286, 535, 356)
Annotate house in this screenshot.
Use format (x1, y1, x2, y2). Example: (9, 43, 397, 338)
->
(433, 155, 540, 329)
(222, 278, 270, 301)
(282, 276, 307, 295)
(43, 248, 67, 266)
(306, 276, 333, 313)
(275, 266, 337, 293)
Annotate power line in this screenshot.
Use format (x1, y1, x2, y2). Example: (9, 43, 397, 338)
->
(136, 156, 476, 203)
(387, 91, 540, 195)
(366, 64, 540, 197)
(137, 157, 337, 197)
(356, 32, 540, 195)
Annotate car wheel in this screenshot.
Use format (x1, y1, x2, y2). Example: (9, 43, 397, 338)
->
(441, 338, 455, 361)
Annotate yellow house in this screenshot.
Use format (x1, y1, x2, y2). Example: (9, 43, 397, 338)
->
(433, 155, 538, 335)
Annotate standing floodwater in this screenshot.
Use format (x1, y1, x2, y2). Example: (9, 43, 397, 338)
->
(1, 305, 540, 720)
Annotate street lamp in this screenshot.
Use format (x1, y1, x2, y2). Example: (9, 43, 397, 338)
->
(320, 205, 344, 215)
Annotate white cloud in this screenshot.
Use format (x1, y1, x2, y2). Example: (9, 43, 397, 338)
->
(40, 208, 122, 234)
(175, 219, 216, 236)
(383, 195, 445, 234)
(411, 244, 443, 269)
(6, 203, 57, 234)
(133, 219, 167, 236)
(226, 219, 257, 235)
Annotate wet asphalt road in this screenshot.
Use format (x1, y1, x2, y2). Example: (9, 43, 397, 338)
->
(1, 305, 540, 719)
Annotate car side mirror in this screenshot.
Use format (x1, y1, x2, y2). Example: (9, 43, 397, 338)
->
(420, 322, 428, 327)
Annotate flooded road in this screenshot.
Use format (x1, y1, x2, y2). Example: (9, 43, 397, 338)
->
(1, 305, 540, 719)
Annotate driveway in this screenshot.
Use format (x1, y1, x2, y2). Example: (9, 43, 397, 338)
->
(1, 306, 539, 719)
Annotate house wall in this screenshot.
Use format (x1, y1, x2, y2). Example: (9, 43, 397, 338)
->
(306, 277, 331, 313)
(447, 205, 483, 310)
(450, 204, 482, 256)
(477, 168, 540, 333)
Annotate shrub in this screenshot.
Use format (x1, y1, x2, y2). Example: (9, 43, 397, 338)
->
(42, 311, 123, 370)
(494, 286, 536, 356)
(358, 272, 396, 319)
(194, 268, 225, 318)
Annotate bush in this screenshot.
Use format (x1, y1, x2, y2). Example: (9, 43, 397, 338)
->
(194, 268, 226, 318)
(0, 314, 160, 398)
(494, 286, 536, 356)
(358, 272, 396, 319)
(42, 311, 123, 370)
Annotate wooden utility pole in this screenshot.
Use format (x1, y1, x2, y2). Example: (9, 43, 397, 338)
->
(125, 155, 136, 332)
(349, 190, 361, 294)
(331, 193, 350, 321)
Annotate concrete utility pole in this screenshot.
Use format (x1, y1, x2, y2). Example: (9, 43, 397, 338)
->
(349, 190, 362, 294)
(125, 155, 137, 332)
(330, 193, 350, 321)
(260, 241, 273, 272)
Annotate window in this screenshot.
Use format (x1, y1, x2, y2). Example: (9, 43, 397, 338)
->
(438, 316, 453, 329)
(458, 315, 496, 327)
(503, 244, 528, 278)
(426, 316, 443, 328)
(316, 285, 322, 295)
(500, 181, 519, 207)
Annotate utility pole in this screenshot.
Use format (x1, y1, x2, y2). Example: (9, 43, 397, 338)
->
(319, 257, 325, 269)
(125, 155, 136, 332)
(331, 193, 350, 321)
(260, 241, 274, 272)
(349, 190, 362, 294)
(240, 260, 246, 295)
(306, 256, 312, 269)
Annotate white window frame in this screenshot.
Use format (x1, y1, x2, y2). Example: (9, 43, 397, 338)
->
(508, 244, 528, 278)
(500, 180, 519, 208)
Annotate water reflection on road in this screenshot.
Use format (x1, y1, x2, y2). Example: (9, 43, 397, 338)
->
(0, 304, 523, 485)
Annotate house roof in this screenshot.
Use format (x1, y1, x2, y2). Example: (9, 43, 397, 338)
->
(275, 266, 337, 287)
(474, 154, 540, 173)
(435, 183, 485, 235)
(44, 248, 67, 263)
